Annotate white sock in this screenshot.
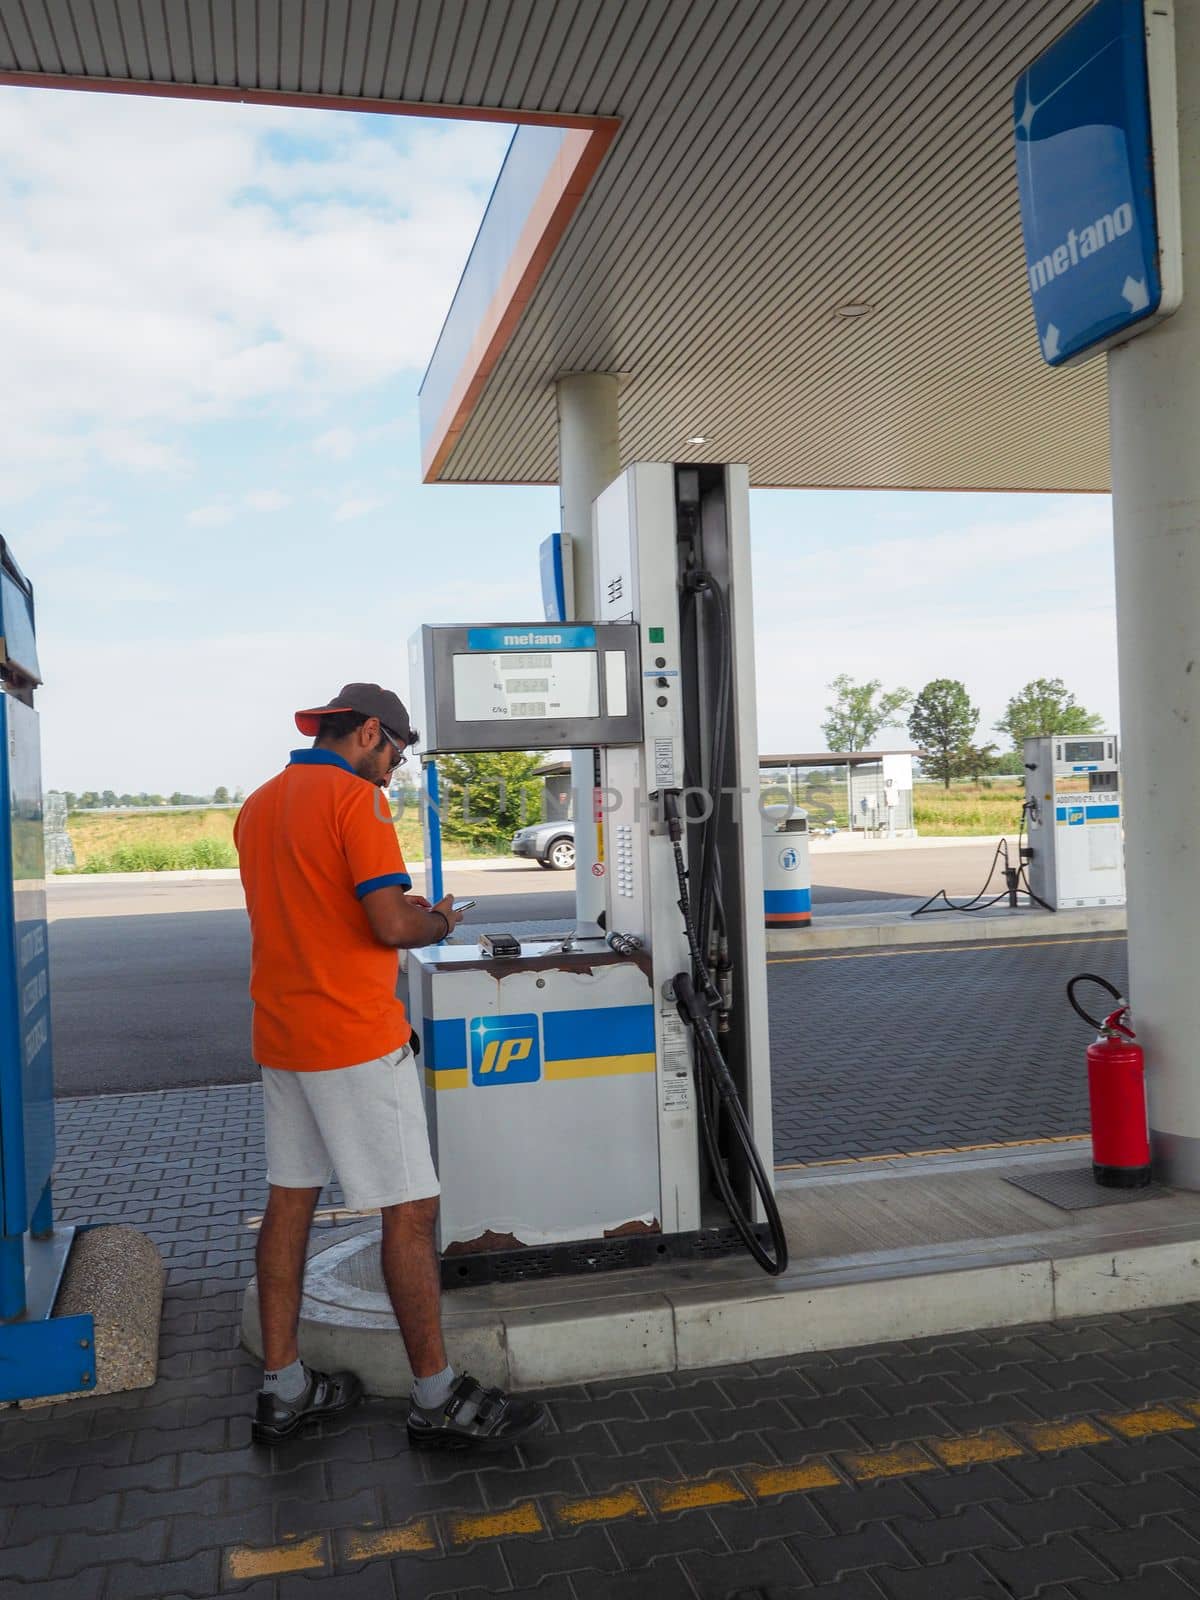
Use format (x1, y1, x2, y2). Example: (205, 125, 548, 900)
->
(262, 1358, 308, 1401)
(411, 1364, 455, 1412)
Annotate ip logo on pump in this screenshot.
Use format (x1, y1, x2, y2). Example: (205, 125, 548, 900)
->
(470, 1014, 541, 1086)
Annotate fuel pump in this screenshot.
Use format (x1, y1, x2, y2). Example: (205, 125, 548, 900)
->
(1023, 735, 1125, 909)
(407, 463, 786, 1285)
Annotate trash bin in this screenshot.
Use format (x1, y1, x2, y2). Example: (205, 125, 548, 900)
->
(762, 803, 812, 928)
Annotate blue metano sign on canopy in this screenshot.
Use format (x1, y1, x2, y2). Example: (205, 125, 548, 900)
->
(1013, 0, 1180, 367)
(539, 532, 569, 623)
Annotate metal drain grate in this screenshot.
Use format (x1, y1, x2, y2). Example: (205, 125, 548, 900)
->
(1006, 1164, 1164, 1211)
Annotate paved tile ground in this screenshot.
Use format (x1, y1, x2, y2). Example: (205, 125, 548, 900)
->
(767, 935, 1129, 1162)
(6, 1083, 1200, 1598)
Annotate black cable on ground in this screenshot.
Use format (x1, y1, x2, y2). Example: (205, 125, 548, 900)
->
(911, 801, 1053, 917)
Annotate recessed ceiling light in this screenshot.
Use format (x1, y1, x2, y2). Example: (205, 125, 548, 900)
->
(834, 303, 874, 318)
(685, 435, 706, 445)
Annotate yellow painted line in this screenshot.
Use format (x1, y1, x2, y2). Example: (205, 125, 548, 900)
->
(1020, 1417, 1113, 1452)
(768, 934, 1124, 966)
(775, 1132, 1089, 1173)
(341, 1519, 437, 1561)
(747, 1461, 842, 1497)
(447, 1503, 544, 1545)
(225, 1394, 1200, 1581)
(555, 1488, 646, 1527)
(544, 1053, 656, 1080)
(1103, 1404, 1196, 1439)
(650, 1475, 748, 1513)
(224, 1534, 329, 1582)
(842, 1443, 937, 1481)
(930, 1430, 1026, 1468)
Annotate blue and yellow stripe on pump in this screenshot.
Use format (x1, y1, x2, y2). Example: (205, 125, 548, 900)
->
(423, 1017, 468, 1090)
(542, 1005, 656, 1080)
(1055, 803, 1120, 824)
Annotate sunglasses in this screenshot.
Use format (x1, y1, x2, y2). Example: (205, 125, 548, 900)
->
(379, 723, 419, 768)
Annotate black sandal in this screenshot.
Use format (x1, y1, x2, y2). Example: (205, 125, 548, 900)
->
(252, 1366, 363, 1443)
(406, 1373, 548, 1452)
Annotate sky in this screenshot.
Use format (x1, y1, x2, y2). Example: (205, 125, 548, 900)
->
(0, 86, 1119, 796)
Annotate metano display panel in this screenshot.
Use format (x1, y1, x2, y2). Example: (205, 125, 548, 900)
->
(410, 623, 643, 753)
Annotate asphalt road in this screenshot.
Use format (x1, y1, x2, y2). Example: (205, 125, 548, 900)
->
(47, 845, 1001, 1100)
(46, 866, 575, 1098)
(45, 842, 1118, 1164)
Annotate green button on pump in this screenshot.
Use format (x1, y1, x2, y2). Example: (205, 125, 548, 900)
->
(648, 626, 665, 643)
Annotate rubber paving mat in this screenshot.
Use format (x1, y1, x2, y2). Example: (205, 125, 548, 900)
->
(1005, 1163, 1165, 1210)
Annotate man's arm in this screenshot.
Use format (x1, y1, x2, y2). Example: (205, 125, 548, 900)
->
(360, 888, 463, 949)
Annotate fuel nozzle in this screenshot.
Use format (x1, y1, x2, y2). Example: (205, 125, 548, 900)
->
(658, 787, 684, 842)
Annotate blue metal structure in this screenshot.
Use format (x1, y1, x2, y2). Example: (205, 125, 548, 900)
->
(1014, 0, 1178, 367)
(422, 758, 445, 910)
(0, 541, 95, 1402)
(539, 532, 570, 623)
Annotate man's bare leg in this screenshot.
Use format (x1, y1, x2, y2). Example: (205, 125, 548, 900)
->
(256, 1183, 320, 1370)
(379, 1196, 447, 1378)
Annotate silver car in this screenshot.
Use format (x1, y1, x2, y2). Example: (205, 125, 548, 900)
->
(511, 820, 576, 870)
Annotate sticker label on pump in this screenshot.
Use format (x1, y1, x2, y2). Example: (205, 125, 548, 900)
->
(659, 1010, 692, 1113)
(654, 737, 676, 787)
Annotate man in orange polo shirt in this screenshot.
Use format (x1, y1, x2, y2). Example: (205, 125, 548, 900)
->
(235, 683, 545, 1450)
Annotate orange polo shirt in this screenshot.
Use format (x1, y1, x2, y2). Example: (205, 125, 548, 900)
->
(234, 750, 413, 1070)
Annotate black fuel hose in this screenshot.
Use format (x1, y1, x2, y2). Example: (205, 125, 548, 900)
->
(1067, 972, 1123, 1031)
(664, 789, 788, 1276)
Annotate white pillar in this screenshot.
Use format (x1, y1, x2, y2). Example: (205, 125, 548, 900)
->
(1107, 2, 1200, 1184)
(556, 373, 620, 927)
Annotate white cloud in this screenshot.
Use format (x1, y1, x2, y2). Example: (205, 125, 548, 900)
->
(187, 503, 236, 527)
(40, 631, 371, 793)
(333, 496, 384, 523)
(0, 90, 512, 500)
(751, 498, 1118, 751)
(245, 489, 291, 512)
(314, 427, 356, 460)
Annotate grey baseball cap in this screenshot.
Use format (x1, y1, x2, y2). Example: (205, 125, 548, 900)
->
(294, 683, 415, 742)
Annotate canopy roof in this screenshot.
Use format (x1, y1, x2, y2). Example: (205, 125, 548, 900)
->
(2, 1, 1107, 490)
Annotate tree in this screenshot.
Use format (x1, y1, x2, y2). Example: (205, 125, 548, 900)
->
(960, 741, 1001, 783)
(435, 751, 546, 852)
(908, 678, 979, 789)
(995, 677, 1105, 750)
(821, 674, 912, 752)
(213, 786, 230, 804)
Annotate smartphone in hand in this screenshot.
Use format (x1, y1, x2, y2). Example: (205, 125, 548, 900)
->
(453, 898, 477, 912)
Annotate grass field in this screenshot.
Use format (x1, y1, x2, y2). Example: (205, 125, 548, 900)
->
(61, 781, 1028, 871)
(65, 806, 432, 872)
(912, 782, 1026, 836)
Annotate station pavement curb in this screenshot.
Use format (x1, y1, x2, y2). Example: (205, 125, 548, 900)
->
(770, 905, 1126, 954)
(244, 1210, 1200, 1398)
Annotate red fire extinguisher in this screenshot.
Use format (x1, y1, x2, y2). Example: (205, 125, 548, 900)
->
(1067, 973, 1151, 1189)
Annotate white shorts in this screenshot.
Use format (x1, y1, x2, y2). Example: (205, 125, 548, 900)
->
(260, 1045, 440, 1209)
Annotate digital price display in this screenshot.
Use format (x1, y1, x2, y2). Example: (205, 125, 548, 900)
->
(452, 650, 600, 722)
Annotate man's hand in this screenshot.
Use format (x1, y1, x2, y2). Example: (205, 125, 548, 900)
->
(361, 887, 463, 949)
(433, 894, 464, 932)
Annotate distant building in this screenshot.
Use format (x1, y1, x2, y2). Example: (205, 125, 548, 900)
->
(43, 791, 75, 871)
